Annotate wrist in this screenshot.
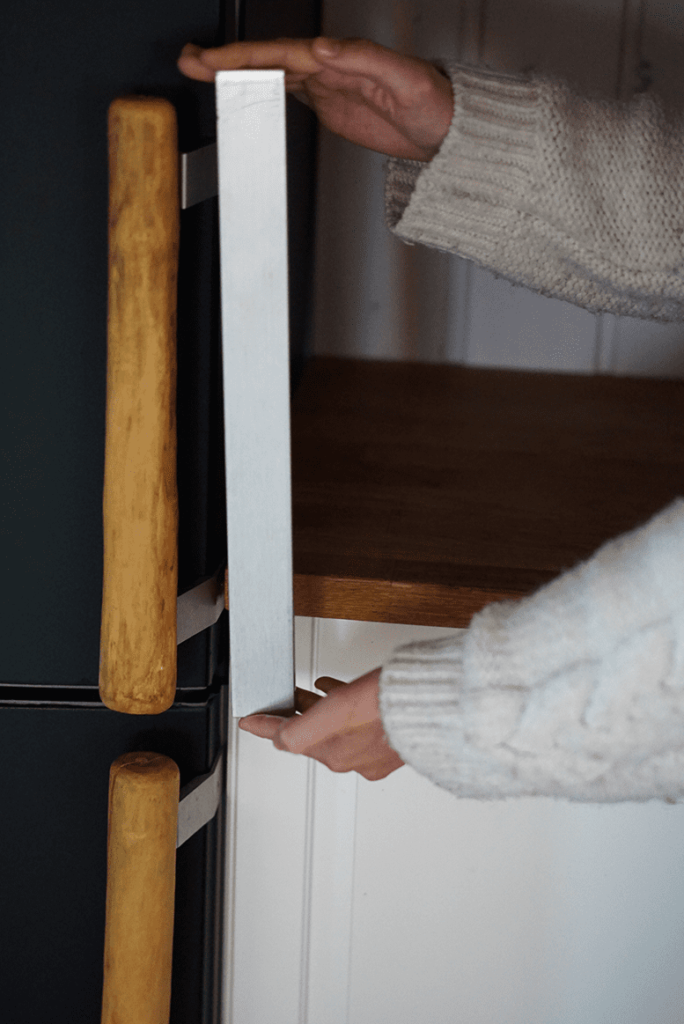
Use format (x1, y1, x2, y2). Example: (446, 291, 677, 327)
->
(423, 68, 454, 159)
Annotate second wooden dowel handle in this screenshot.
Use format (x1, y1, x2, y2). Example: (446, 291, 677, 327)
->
(101, 752, 180, 1024)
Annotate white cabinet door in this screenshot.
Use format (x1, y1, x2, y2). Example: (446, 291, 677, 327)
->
(223, 617, 684, 1024)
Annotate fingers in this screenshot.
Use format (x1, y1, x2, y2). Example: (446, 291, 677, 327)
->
(312, 36, 435, 93)
(294, 686, 322, 714)
(178, 38, 325, 82)
(178, 36, 452, 160)
(276, 670, 382, 756)
(237, 668, 402, 783)
(297, 721, 403, 779)
(313, 676, 347, 695)
(238, 688, 320, 732)
(178, 36, 416, 88)
(177, 42, 217, 82)
(237, 686, 328, 736)
(273, 691, 350, 755)
(237, 714, 283, 740)
(312, 36, 400, 73)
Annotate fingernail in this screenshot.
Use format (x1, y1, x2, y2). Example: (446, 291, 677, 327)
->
(316, 37, 341, 57)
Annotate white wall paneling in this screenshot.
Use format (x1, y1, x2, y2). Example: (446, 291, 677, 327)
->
(313, 0, 684, 379)
(641, 0, 684, 104)
(464, 270, 598, 372)
(611, 317, 684, 377)
(223, 616, 361, 1024)
(222, 619, 315, 1024)
(466, 0, 627, 373)
(313, 0, 484, 364)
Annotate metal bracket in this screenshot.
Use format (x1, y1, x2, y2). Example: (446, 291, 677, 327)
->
(181, 142, 218, 209)
(176, 572, 225, 646)
(176, 749, 224, 848)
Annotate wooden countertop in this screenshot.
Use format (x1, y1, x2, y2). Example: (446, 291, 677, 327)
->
(289, 356, 683, 628)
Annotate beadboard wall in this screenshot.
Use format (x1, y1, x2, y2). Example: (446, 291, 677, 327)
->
(226, 618, 684, 1024)
(312, 0, 684, 379)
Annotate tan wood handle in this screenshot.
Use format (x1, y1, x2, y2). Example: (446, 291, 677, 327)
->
(100, 97, 179, 714)
(101, 752, 180, 1024)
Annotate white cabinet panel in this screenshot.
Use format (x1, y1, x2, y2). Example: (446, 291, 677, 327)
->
(225, 617, 684, 1023)
(546, 805, 684, 1022)
(349, 761, 684, 1024)
(222, 620, 318, 1024)
(223, 717, 311, 1024)
(349, 772, 562, 1024)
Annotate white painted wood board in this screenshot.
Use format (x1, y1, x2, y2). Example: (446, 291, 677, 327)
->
(216, 70, 294, 717)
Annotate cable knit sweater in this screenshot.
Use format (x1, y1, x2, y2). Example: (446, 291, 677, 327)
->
(379, 63, 684, 801)
(385, 62, 684, 321)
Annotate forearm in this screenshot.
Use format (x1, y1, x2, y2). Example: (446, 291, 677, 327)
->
(379, 499, 684, 801)
(386, 63, 684, 321)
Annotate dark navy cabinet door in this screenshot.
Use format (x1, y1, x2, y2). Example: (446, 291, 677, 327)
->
(0, 688, 228, 1024)
(1, 0, 225, 686)
(1, 0, 319, 1019)
(0, 0, 319, 688)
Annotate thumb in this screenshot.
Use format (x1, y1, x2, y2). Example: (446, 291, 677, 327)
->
(238, 714, 283, 739)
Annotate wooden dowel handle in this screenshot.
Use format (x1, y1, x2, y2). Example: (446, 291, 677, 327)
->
(101, 752, 180, 1024)
(100, 97, 179, 714)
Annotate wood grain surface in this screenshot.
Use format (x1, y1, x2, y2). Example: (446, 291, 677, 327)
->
(101, 752, 180, 1024)
(100, 97, 179, 714)
(287, 357, 683, 627)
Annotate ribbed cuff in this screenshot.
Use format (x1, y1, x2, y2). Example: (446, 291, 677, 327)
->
(385, 158, 426, 230)
(378, 632, 491, 795)
(385, 61, 539, 249)
(385, 62, 684, 321)
(379, 631, 537, 799)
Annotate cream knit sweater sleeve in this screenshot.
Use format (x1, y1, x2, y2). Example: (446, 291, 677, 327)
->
(385, 63, 684, 321)
(379, 500, 684, 801)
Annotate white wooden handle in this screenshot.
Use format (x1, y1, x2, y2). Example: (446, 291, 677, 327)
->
(216, 71, 294, 717)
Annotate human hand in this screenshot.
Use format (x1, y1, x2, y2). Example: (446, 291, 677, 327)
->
(178, 37, 453, 161)
(238, 668, 405, 781)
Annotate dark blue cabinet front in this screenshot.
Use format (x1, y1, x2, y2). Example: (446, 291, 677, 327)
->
(0, 0, 319, 1017)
